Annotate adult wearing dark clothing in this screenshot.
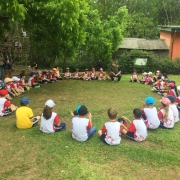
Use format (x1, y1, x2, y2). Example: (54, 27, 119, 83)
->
(3, 48, 12, 78)
(110, 62, 122, 82)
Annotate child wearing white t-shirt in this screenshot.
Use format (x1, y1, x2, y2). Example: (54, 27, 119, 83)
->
(121, 108, 148, 141)
(130, 70, 138, 82)
(167, 96, 179, 123)
(64, 68, 72, 79)
(73, 68, 80, 79)
(158, 97, 174, 129)
(71, 105, 96, 141)
(98, 108, 127, 145)
(141, 96, 160, 129)
(40, 100, 66, 133)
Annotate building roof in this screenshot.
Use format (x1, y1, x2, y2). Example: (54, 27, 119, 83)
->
(118, 38, 169, 50)
(158, 25, 180, 32)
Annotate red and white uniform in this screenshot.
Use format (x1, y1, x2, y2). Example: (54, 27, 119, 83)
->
(169, 104, 179, 123)
(28, 77, 34, 86)
(0, 98, 11, 116)
(72, 117, 91, 141)
(158, 108, 174, 128)
(6, 84, 11, 91)
(41, 74, 48, 80)
(90, 72, 96, 78)
(141, 76, 146, 81)
(102, 120, 122, 145)
(40, 112, 60, 133)
(128, 119, 147, 141)
(74, 72, 80, 78)
(65, 72, 71, 77)
(142, 107, 160, 129)
(82, 72, 89, 78)
(98, 72, 105, 77)
(132, 74, 138, 79)
(167, 89, 177, 97)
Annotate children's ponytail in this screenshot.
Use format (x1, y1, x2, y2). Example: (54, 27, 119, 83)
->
(163, 104, 169, 122)
(43, 105, 52, 120)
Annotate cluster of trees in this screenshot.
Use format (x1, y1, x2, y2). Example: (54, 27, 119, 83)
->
(1, 0, 180, 69)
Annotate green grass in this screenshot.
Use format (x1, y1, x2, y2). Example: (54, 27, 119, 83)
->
(1, 75, 180, 180)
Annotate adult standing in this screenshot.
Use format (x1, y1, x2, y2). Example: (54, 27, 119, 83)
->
(110, 62, 122, 82)
(0, 50, 4, 80)
(3, 47, 12, 78)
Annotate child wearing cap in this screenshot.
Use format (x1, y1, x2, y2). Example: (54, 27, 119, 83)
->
(64, 68, 71, 79)
(90, 68, 97, 80)
(163, 82, 179, 98)
(153, 70, 162, 82)
(0, 81, 12, 100)
(139, 72, 146, 84)
(158, 97, 174, 128)
(71, 105, 96, 141)
(12, 76, 24, 94)
(82, 68, 90, 81)
(98, 108, 127, 145)
(0, 89, 17, 116)
(98, 68, 106, 80)
(28, 72, 41, 87)
(4, 78, 19, 97)
(121, 108, 148, 141)
(40, 100, 66, 133)
(16, 97, 40, 129)
(141, 97, 160, 129)
(167, 96, 179, 123)
(52, 68, 62, 80)
(73, 68, 80, 79)
(130, 70, 138, 82)
(145, 72, 153, 85)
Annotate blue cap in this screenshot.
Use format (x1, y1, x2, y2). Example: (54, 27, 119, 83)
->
(145, 97, 154, 105)
(30, 72, 36, 77)
(167, 95, 176, 103)
(76, 105, 81, 113)
(20, 97, 30, 105)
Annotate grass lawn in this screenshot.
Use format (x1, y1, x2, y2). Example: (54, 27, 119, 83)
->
(1, 74, 180, 180)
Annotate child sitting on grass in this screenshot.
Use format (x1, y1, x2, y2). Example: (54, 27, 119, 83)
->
(40, 100, 66, 133)
(0, 89, 17, 116)
(28, 72, 41, 88)
(98, 108, 127, 145)
(167, 96, 179, 123)
(73, 68, 80, 79)
(90, 68, 97, 80)
(71, 105, 96, 141)
(121, 108, 148, 141)
(158, 97, 174, 129)
(16, 97, 40, 129)
(82, 68, 90, 81)
(0, 81, 12, 100)
(141, 97, 160, 129)
(98, 68, 106, 80)
(139, 72, 146, 84)
(130, 70, 138, 82)
(64, 68, 72, 79)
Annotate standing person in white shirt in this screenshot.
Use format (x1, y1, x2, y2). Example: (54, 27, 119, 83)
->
(167, 96, 179, 123)
(141, 96, 160, 129)
(40, 100, 66, 133)
(158, 97, 174, 129)
(71, 105, 96, 142)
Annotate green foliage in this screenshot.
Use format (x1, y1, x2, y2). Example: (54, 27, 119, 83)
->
(115, 50, 180, 74)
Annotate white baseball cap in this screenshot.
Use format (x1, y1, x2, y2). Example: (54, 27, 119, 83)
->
(12, 76, 20, 82)
(45, 99, 55, 108)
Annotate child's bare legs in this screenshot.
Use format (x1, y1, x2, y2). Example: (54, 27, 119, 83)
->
(122, 129, 127, 135)
(70, 111, 74, 117)
(10, 104, 18, 111)
(5, 94, 12, 100)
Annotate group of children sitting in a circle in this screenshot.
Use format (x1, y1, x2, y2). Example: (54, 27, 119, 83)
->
(0, 68, 180, 145)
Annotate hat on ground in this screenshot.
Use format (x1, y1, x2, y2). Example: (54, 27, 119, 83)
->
(100, 68, 103, 71)
(12, 76, 20, 82)
(161, 97, 171, 105)
(167, 96, 176, 103)
(4, 78, 12, 83)
(30, 72, 36, 77)
(0, 82, 6, 89)
(168, 82, 175, 87)
(20, 97, 30, 105)
(0, 89, 8, 96)
(45, 99, 55, 108)
(145, 96, 155, 105)
(78, 105, 89, 116)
